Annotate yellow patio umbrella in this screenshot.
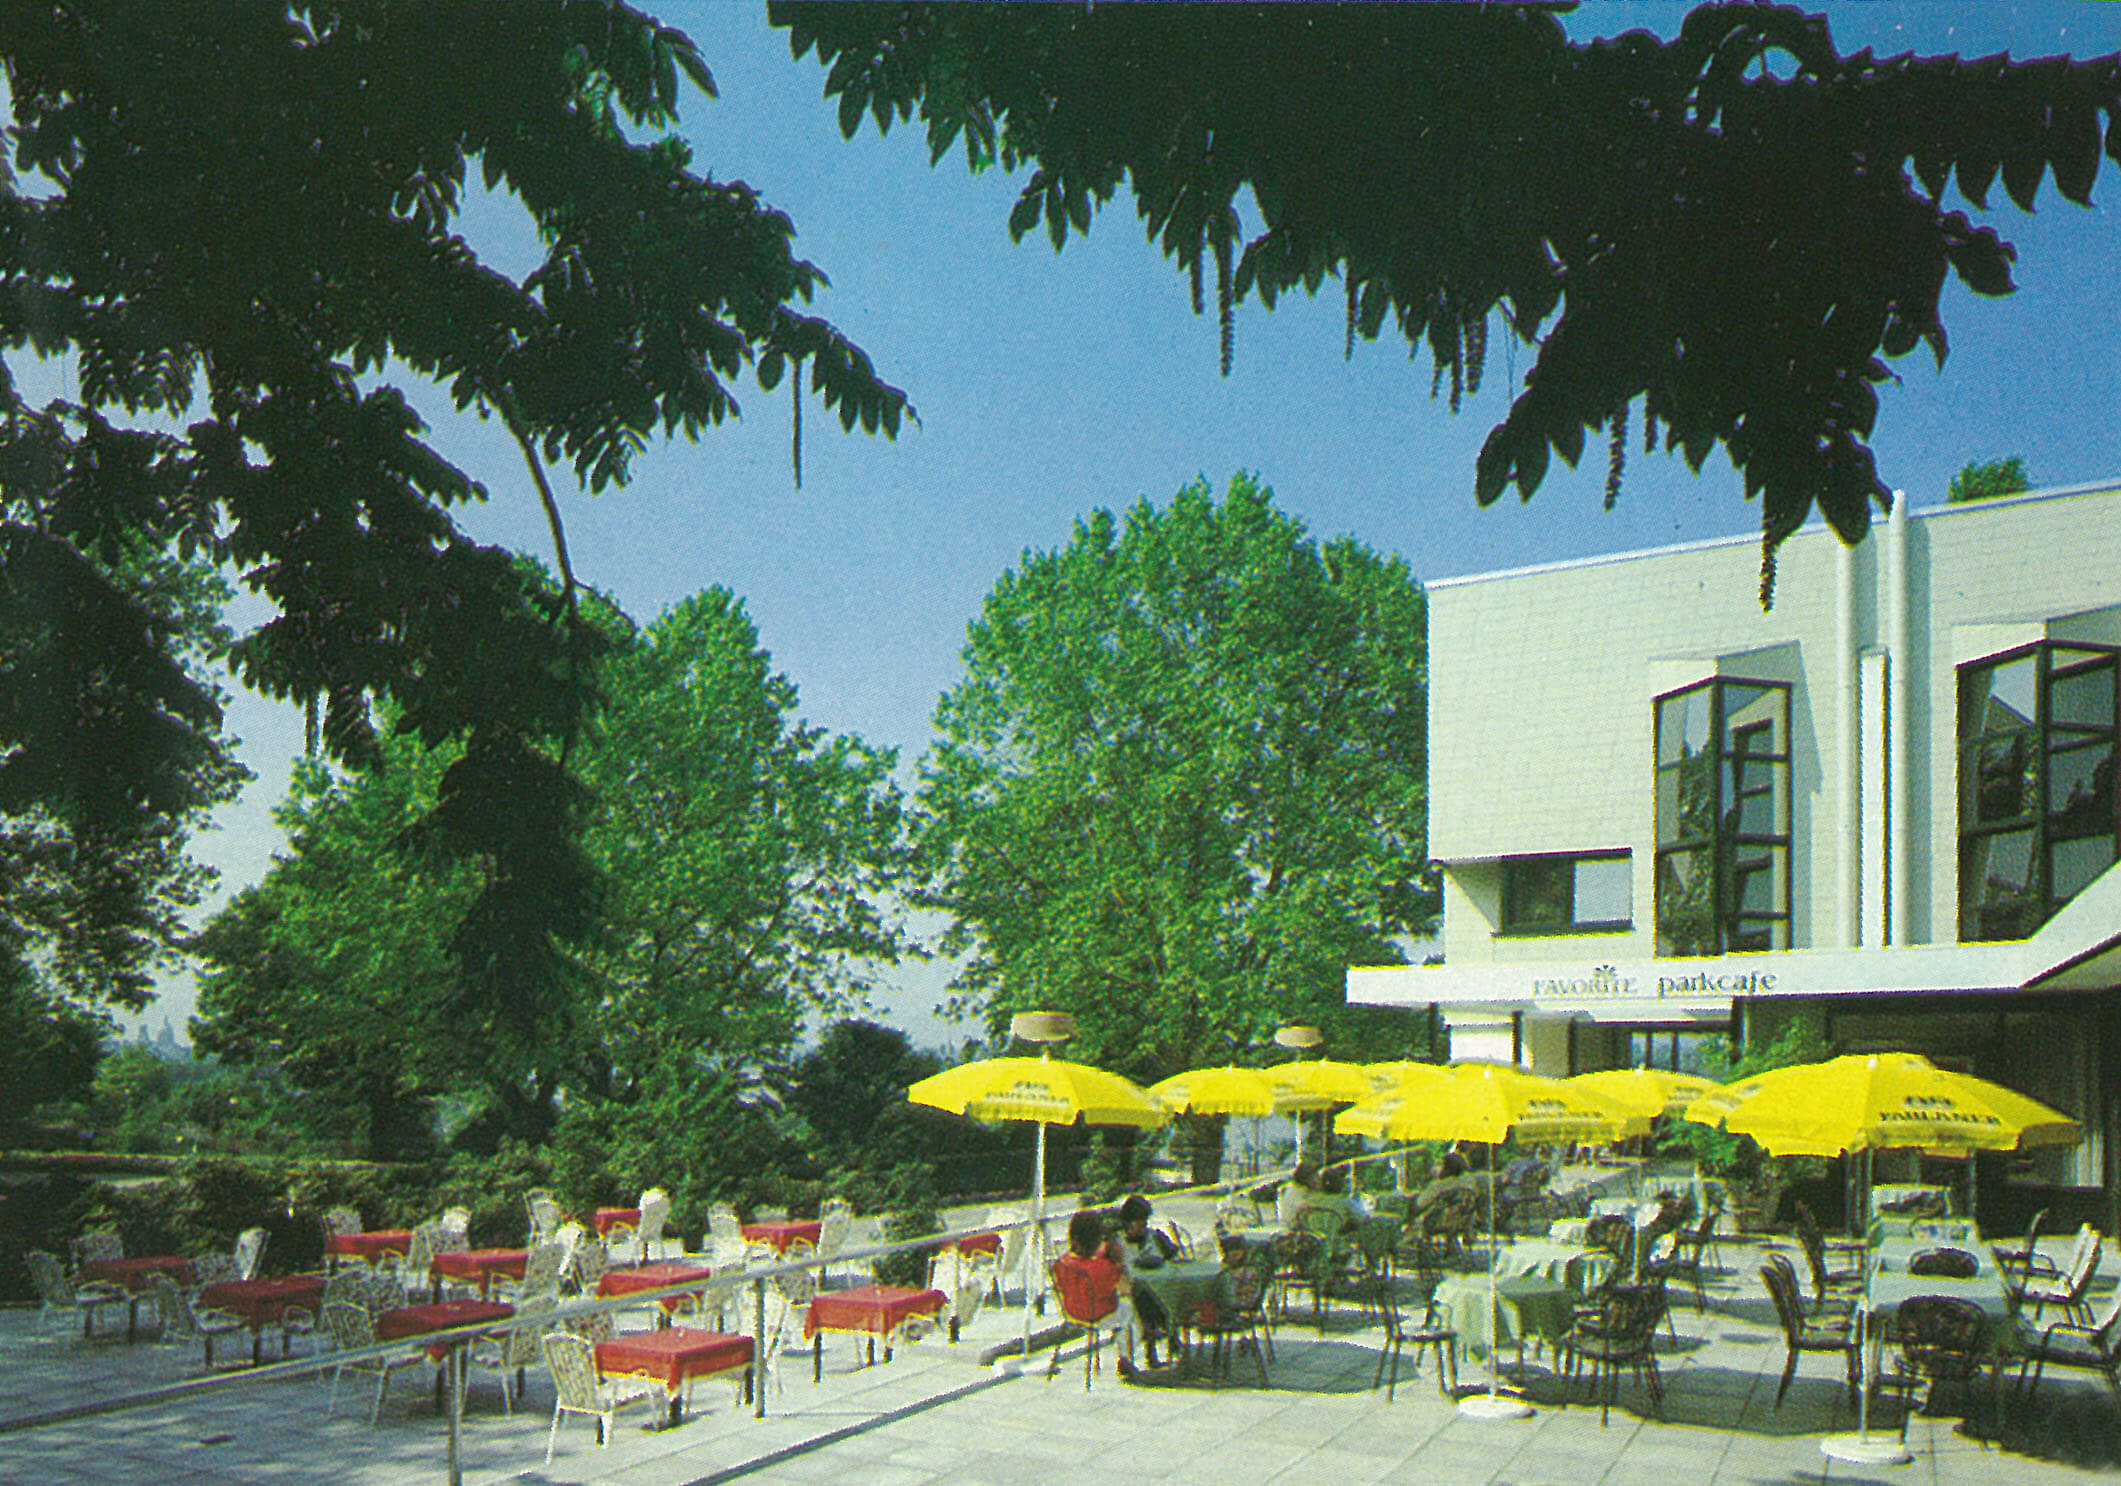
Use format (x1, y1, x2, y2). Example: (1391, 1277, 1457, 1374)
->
(1568, 1068, 1719, 1136)
(1337, 1062, 1631, 1422)
(1681, 1051, 2081, 1158)
(907, 1039, 1166, 1359)
(1268, 1057, 1377, 1164)
(1681, 1052, 2080, 1466)
(1146, 1065, 1278, 1118)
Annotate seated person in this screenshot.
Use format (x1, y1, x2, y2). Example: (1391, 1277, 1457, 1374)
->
(1276, 1161, 1324, 1225)
(1053, 1209, 1143, 1378)
(1314, 1164, 1369, 1219)
(1114, 1195, 1178, 1366)
(1414, 1150, 1475, 1214)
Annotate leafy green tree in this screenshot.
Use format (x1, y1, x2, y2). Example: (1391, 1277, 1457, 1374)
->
(1947, 456, 2033, 504)
(917, 475, 1435, 1091)
(195, 584, 910, 1166)
(1, 4, 906, 1060)
(777, 2, 2121, 597)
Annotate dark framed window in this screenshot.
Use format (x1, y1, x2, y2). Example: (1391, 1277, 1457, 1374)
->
(1959, 642, 2120, 941)
(1653, 678, 1791, 956)
(1499, 853, 1632, 934)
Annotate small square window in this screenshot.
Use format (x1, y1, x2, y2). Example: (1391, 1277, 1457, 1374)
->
(1500, 853, 1630, 935)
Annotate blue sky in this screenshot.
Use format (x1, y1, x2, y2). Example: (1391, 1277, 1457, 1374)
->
(133, 2, 2121, 1048)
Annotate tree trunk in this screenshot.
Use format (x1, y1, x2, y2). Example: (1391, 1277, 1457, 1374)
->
(1179, 1112, 1226, 1186)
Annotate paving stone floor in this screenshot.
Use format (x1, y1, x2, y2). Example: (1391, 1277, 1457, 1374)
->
(5, 1215, 2119, 1485)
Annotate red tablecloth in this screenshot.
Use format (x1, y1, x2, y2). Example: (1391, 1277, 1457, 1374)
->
(324, 1230, 413, 1264)
(593, 1207, 641, 1237)
(803, 1285, 946, 1341)
(198, 1274, 328, 1332)
(596, 1328, 752, 1396)
(376, 1300, 515, 1362)
(741, 1220, 821, 1253)
(76, 1256, 193, 1293)
(957, 1233, 1002, 1257)
(599, 1262, 714, 1315)
(427, 1248, 527, 1298)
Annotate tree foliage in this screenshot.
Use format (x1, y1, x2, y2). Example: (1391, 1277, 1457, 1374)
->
(195, 584, 910, 1161)
(1947, 454, 2032, 503)
(0, 3, 906, 1049)
(917, 475, 1434, 1086)
(776, 1, 2121, 600)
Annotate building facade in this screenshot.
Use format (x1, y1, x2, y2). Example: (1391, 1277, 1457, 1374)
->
(1348, 482, 2121, 1230)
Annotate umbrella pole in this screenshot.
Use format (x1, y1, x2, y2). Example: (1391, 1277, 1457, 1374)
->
(1022, 1118, 1046, 1359)
(1458, 1139, 1531, 1421)
(1822, 1147, 1909, 1466)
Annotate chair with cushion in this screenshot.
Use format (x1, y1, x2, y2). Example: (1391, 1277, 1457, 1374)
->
(2018, 1225, 2102, 1327)
(1046, 1257, 1129, 1391)
(2015, 1285, 2121, 1412)
(1761, 1255, 1860, 1409)
(27, 1250, 123, 1339)
(324, 1300, 427, 1424)
(147, 1273, 247, 1372)
(542, 1330, 660, 1463)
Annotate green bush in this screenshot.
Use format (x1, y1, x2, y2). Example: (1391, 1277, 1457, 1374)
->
(869, 1161, 943, 1288)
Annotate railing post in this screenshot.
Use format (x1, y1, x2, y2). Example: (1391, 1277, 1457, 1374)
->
(752, 1276, 768, 1419)
(446, 1343, 463, 1486)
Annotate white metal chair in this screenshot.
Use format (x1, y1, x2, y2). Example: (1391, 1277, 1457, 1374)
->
(927, 1248, 988, 1338)
(27, 1250, 122, 1338)
(498, 1240, 569, 1305)
(707, 1202, 750, 1271)
(437, 1206, 471, 1253)
(983, 1207, 1031, 1303)
(526, 1189, 563, 1247)
(636, 1188, 672, 1263)
(233, 1226, 269, 1282)
(814, 1201, 854, 1289)
(69, 1231, 124, 1272)
(541, 1331, 659, 1462)
(147, 1273, 247, 1371)
(324, 1301, 427, 1424)
(459, 1296, 553, 1416)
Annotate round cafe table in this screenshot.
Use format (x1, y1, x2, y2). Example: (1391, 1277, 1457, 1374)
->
(1431, 1273, 1575, 1359)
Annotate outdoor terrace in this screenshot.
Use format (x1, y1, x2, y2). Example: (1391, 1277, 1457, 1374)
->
(6, 1193, 2118, 1485)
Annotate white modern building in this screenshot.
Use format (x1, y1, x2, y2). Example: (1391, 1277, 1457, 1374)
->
(1349, 481, 2121, 1230)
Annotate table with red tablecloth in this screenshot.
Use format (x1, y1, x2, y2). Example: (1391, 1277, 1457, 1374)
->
(599, 1261, 715, 1324)
(198, 1274, 329, 1363)
(77, 1255, 194, 1293)
(325, 1230, 413, 1266)
(593, 1207, 641, 1237)
(76, 1256, 194, 1341)
(803, 1284, 946, 1380)
(427, 1248, 527, 1301)
(598, 1327, 754, 1423)
(376, 1299, 516, 1364)
(740, 1220, 821, 1253)
(957, 1232, 1001, 1257)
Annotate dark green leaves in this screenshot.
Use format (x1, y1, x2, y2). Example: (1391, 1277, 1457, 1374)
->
(776, 1, 2121, 593)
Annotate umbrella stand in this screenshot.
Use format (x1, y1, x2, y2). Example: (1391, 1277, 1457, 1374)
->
(1820, 1148, 1912, 1467)
(1458, 1140, 1533, 1421)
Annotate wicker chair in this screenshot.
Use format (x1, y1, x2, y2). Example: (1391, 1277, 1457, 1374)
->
(542, 1330, 660, 1462)
(1562, 1282, 1668, 1426)
(27, 1250, 122, 1339)
(1761, 1255, 1860, 1409)
(499, 1240, 569, 1305)
(190, 1251, 240, 1290)
(570, 1238, 611, 1299)
(324, 1300, 426, 1424)
(1872, 1294, 1992, 1441)
(147, 1273, 247, 1371)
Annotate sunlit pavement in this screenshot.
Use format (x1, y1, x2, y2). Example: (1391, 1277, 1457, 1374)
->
(6, 1206, 2117, 1485)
